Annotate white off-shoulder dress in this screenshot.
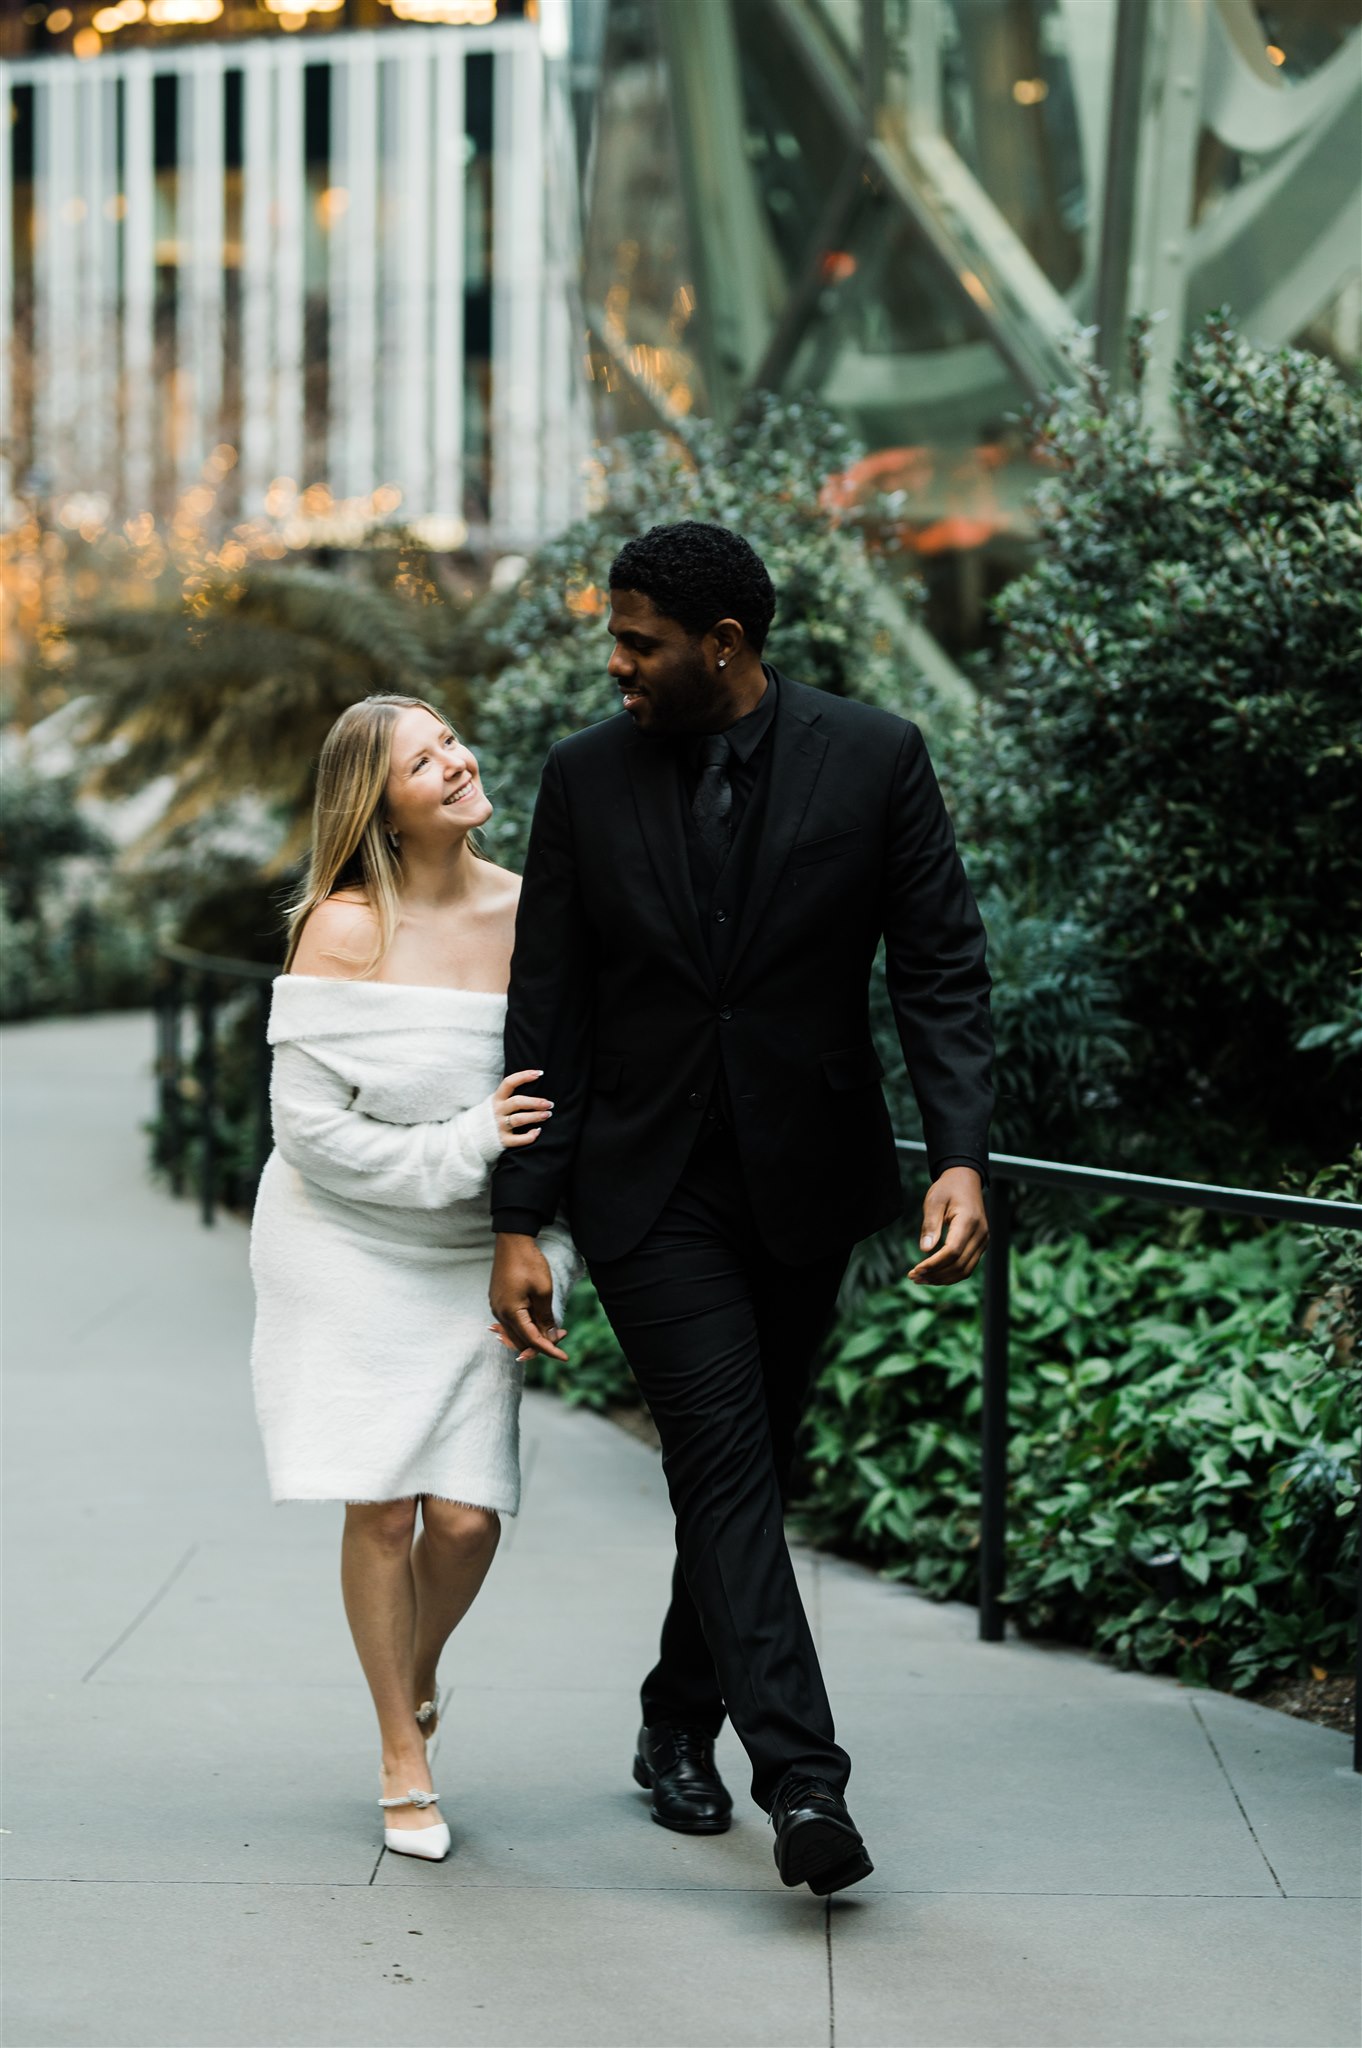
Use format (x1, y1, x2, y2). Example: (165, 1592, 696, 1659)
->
(249, 976, 577, 1509)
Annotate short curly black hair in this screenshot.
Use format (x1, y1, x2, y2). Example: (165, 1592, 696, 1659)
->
(608, 521, 777, 653)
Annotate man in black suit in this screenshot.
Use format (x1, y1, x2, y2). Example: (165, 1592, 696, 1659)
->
(490, 521, 992, 1897)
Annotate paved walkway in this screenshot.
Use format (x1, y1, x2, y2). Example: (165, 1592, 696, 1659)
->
(2, 1013, 1358, 2048)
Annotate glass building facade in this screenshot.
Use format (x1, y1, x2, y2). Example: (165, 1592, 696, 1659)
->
(575, 0, 1361, 651)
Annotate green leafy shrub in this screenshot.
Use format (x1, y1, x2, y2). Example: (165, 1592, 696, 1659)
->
(955, 313, 1362, 1181)
(796, 1220, 1357, 1691)
(147, 986, 271, 1214)
(467, 395, 939, 866)
(524, 1276, 638, 1412)
(1299, 1147, 1362, 1393)
(0, 757, 156, 1020)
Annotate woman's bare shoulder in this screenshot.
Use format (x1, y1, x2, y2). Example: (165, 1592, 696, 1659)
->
(290, 893, 380, 979)
(477, 860, 523, 911)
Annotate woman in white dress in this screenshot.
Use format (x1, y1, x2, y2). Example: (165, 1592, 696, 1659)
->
(249, 694, 576, 1861)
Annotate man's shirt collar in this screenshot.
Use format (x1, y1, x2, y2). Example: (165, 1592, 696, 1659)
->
(687, 665, 778, 768)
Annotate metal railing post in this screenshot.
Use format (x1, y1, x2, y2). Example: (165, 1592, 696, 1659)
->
(154, 943, 278, 1218)
(196, 975, 218, 1227)
(153, 962, 172, 1172)
(979, 1177, 1011, 1642)
(164, 959, 185, 1197)
(1355, 1508, 1361, 1776)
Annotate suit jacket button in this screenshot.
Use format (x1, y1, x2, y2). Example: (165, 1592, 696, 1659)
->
(687, 1091, 704, 1110)
(713, 908, 728, 923)
(718, 1006, 733, 1021)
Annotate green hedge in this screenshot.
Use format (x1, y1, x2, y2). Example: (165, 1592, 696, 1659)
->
(952, 316, 1362, 1182)
(533, 1219, 1357, 1693)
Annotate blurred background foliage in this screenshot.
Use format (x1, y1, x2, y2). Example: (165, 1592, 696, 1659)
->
(0, 755, 155, 1020)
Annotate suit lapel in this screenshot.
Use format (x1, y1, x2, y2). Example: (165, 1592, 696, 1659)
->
(625, 733, 715, 991)
(726, 682, 828, 980)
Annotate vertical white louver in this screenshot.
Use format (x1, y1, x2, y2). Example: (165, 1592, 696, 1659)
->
(272, 42, 305, 493)
(330, 43, 379, 505)
(76, 65, 115, 486)
(180, 45, 226, 487)
(35, 67, 78, 488)
(491, 30, 543, 542)
(395, 41, 433, 518)
(0, 61, 10, 513)
(429, 40, 465, 538)
(238, 43, 275, 516)
(121, 60, 156, 517)
(2, 21, 579, 548)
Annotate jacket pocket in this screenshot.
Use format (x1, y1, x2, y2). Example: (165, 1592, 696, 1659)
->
(592, 1054, 625, 1095)
(790, 827, 860, 867)
(820, 1046, 884, 1091)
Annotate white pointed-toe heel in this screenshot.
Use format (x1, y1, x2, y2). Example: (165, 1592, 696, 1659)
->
(378, 1786, 451, 1862)
(414, 1689, 443, 1740)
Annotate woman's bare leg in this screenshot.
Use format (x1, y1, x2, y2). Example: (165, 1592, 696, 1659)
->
(410, 1500, 502, 1727)
(340, 1499, 435, 1833)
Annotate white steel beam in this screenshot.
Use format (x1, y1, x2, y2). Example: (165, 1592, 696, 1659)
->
(1126, 0, 1208, 428)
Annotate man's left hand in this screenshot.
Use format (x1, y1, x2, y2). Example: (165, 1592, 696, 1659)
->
(908, 1167, 989, 1285)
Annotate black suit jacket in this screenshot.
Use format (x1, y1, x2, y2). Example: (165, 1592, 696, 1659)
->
(492, 671, 993, 1266)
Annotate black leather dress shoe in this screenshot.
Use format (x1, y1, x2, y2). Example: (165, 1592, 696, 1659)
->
(632, 1723, 733, 1834)
(770, 1776, 874, 1895)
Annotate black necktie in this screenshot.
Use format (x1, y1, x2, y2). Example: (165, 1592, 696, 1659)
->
(692, 734, 733, 868)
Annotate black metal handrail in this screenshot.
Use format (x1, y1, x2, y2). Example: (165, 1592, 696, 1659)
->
(155, 943, 277, 1227)
(896, 1138, 1362, 1771)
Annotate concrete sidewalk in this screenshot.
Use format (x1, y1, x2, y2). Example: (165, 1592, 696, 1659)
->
(2, 1013, 1358, 2048)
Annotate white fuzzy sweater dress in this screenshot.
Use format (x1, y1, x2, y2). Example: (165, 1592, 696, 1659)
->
(249, 975, 577, 1509)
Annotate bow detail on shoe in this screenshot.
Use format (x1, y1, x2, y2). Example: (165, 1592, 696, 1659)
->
(378, 1788, 442, 1809)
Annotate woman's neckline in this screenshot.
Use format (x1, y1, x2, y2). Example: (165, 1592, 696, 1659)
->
(281, 973, 507, 999)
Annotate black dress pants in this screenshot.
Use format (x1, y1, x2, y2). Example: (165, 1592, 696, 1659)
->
(586, 1126, 852, 1810)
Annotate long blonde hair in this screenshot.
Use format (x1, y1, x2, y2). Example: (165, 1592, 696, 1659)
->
(284, 694, 475, 976)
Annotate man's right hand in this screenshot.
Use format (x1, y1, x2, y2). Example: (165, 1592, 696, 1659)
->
(489, 1233, 568, 1363)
